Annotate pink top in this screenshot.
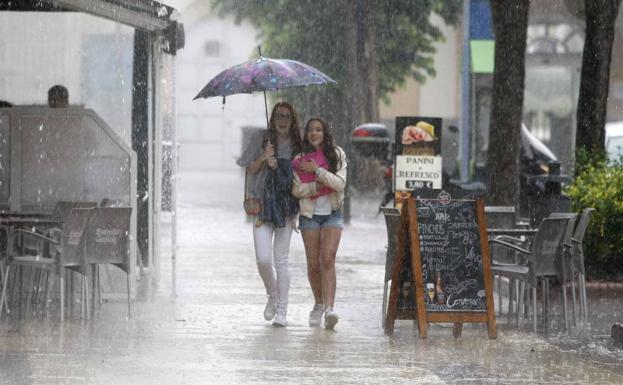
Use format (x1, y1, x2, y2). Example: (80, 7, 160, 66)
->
(292, 150, 334, 199)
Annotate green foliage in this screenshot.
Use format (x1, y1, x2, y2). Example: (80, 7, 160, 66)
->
(566, 156, 623, 279)
(211, 0, 461, 142)
(574, 147, 606, 176)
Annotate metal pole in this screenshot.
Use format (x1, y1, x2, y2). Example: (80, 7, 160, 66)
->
(171, 65, 178, 300)
(258, 46, 270, 129)
(263, 91, 270, 129)
(461, 0, 471, 183)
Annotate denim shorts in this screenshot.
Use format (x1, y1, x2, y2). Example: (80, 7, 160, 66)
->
(299, 210, 344, 230)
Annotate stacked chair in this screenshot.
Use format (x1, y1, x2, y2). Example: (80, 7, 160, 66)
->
(0, 205, 132, 322)
(0, 208, 93, 321)
(82, 207, 132, 318)
(567, 208, 595, 323)
(489, 217, 569, 333)
(485, 206, 518, 317)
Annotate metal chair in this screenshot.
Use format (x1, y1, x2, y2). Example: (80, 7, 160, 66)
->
(20, 201, 97, 252)
(381, 207, 401, 328)
(81, 207, 132, 318)
(568, 208, 595, 322)
(0, 208, 93, 321)
(490, 217, 569, 332)
(485, 205, 517, 316)
(51, 201, 99, 221)
(547, 212, 578, 330)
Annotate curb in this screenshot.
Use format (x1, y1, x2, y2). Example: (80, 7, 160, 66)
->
(585, 281, 623, 290)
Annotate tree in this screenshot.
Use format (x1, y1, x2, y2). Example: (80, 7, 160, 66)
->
(213, 0, 460, 221)
(575, 0, 622, 165)
(212, 0, 461, 146)
(487, 0, 530, 207)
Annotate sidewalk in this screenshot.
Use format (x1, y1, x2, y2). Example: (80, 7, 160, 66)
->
(0, 170, 622, 384)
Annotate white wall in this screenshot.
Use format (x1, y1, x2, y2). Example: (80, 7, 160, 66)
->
(173, 4, 265, 171)
(379, 14, 459, 122)
(0, 12, 134, 145)
(419, 14, 460, 120)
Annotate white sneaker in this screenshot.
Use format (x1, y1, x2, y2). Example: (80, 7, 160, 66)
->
(324, 308, 339, 330)
(309, 304, 324, 327)
(272, 313, 288, 327)
(264, 293, 278, 321)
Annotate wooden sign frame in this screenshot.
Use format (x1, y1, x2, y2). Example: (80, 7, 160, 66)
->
(384, 197, 497, 339)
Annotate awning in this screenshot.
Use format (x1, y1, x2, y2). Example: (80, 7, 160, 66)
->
(0, 0, 184, 53)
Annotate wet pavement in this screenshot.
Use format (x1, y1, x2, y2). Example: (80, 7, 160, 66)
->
(1, 170, 622, 384)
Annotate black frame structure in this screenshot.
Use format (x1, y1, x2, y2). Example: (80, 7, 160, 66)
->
(0, 0, 184, 285)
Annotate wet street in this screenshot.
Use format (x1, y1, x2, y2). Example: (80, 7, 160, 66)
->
(1, 171, 622, 384)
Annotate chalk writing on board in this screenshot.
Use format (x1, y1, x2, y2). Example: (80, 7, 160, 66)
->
(415, 199, 487, 312)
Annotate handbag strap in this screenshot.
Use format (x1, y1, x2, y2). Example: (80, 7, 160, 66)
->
(244, 172, 251, 200)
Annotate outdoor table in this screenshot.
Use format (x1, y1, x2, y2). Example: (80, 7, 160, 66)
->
(486, 228, 538, 236)
(0, 215, 61, 257)
(0, 211, 53, 218)
(0, 217, 59, 226)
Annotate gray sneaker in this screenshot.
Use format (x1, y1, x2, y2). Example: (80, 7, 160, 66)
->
(272, 313, 288, 327)
(264, 293, 278, 321)
(324, 308, 339, 330)
(309, 304, 324, 327)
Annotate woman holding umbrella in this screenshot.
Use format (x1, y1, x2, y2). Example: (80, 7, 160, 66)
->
(237, 102, 302, 327)
(292, 118, 347, 330)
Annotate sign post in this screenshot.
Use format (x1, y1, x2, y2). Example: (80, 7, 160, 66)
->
(384, 195, 497, 339)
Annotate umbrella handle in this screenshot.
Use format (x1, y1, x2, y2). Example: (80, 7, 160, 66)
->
(263, 90, 269, 129)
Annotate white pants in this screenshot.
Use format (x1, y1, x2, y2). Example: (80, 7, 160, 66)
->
(253, 220, 293, 315)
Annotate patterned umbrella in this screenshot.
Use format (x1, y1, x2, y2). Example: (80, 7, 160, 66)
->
(194, 57, 335, 99)
(193, 54, 335, 126)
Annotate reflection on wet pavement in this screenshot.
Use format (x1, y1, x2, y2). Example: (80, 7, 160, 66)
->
(0, 180, 622, 384)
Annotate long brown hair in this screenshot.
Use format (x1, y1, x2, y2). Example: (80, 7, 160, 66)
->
(302, 118, 341, 173)
(266, 101, 302, 158)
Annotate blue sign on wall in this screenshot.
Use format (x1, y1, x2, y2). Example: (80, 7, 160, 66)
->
(470, 0, 493, 40)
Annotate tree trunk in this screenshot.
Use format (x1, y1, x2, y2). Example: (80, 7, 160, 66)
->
(357, 0, 379, 123)
(488, 0, 529, 207)
(345, 0, 364, 129)
(575, 0, 622, 162)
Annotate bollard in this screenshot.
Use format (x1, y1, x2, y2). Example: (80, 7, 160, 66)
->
(611, 323, 623, 347)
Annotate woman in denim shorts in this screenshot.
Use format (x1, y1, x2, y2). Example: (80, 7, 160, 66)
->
(292, 118, 347, 330)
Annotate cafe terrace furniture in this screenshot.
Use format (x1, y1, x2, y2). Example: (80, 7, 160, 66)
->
(548, 212, 578, 330)
(81, 207, 132, 318)
(47, 202, 98, 311)
(0, 213, 62, 315)
(489, 217, 569, 333)
(0, 208, 92, 322)
(485, 205, 518, 316)
(568, 208, 595, 322)
(1, 202, 98, 315)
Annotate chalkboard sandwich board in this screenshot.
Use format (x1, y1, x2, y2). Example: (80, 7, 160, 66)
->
(384, 194, 497, 339)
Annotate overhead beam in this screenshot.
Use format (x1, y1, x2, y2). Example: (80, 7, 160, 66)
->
(50, 0, 173, 32)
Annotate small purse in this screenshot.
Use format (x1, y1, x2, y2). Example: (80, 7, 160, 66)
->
(243, 172, 262, 216)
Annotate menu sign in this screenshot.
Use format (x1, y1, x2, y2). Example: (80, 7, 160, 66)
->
(416, 198, 486, 312)
(395, 155, 443, 190)
(385, 196, 497, 339)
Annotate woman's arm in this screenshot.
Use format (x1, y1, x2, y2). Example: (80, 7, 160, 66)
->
(292, 172, 318, 198)
(246, 141, 275, 175)
(316, 147, 347, 192)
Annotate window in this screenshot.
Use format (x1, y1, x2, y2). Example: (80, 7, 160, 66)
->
(204, 40, 220, 57)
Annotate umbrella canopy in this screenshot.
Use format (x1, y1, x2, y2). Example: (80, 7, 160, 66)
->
(193, 57, 335, 100)
(521, 123, 557, 163)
